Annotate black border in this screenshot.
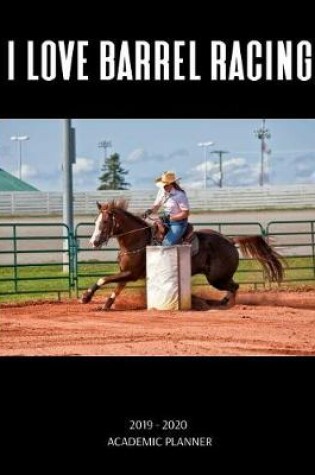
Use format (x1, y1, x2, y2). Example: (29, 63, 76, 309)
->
(1, 18, 315, 468)
(1, 357, 314, 468)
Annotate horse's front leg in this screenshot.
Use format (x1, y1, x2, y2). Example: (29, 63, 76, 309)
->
(102, 282, 127, 310)
(81, 280, 102, 303)
(81, 271, 132, 308)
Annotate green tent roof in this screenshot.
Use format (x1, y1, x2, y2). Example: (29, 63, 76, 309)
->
(0, 168, 39, 191)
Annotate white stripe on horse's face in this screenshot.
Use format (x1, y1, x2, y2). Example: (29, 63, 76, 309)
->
(90, 213, 103, 247)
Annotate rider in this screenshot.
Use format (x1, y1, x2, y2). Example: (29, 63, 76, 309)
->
(144, 171, 190, 246)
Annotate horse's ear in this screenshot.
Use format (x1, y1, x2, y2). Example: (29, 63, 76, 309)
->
(96, 201, 102, 210)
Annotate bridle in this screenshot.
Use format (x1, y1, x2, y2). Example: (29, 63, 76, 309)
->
(95, 210, 115, 246)
(96, 209, 153, 249)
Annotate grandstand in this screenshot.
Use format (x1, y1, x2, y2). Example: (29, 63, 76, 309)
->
(0, 184, 315, 215)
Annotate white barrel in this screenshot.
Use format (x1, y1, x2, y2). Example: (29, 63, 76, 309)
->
(146, 245, 191, 310)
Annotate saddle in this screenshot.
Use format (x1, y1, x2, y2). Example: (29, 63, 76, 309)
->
(153, 220, 199, 255)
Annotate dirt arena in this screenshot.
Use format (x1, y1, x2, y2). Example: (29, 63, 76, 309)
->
(1, 289, 315, 356)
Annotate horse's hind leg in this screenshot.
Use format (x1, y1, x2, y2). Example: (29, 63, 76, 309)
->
(207, 277, 239, 309)
(102, 282, 126, 310)
(220, 289, 238, 308)
(218, 280, 239, 308)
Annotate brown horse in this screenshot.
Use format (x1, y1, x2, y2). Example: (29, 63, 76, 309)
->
(81, 199, 284, 310)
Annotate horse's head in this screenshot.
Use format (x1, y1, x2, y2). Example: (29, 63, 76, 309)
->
(90, 198, 149, 249)
(89, 201, 123, 248)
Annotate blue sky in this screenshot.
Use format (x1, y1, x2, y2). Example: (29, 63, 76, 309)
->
(1, 119, 315, 191)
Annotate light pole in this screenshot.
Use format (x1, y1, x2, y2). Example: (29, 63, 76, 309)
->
(62, 119, 76, 273)
(197, 141, 215, 189)
(10, 135, 30, 180)
(210, 150, 229, 188)
(98, 140, 112, 168)
(254, 119, 271, 187)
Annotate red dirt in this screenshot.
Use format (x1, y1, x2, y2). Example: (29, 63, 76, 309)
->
(1, 290, 315, 356)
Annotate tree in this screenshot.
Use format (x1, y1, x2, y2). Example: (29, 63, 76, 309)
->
(98, 153, 130, 190)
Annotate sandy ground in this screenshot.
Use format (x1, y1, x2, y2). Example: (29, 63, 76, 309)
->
(1, 289, 315, 356)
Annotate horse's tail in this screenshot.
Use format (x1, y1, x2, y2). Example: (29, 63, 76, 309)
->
(232, 235, 284, 284)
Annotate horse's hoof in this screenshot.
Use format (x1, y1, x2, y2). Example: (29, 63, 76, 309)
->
(100, 305, 110, 311)
(81, 291, 92, 304)
(220, 296, 235, 309)
(101, 297, 115, 311)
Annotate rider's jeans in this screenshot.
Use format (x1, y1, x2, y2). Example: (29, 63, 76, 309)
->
(162, 220, 188, 246)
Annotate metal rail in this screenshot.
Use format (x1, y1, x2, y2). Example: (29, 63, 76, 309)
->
(1, 219, 315, 301)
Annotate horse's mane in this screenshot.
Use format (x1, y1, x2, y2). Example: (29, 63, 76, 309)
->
(104, 198, 146, 226)
(104, 197, 129, 212)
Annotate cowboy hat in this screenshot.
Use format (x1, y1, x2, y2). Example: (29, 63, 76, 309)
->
(155, 171, 181, 188)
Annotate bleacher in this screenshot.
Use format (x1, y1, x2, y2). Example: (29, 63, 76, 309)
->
(0, 184, 315, 216)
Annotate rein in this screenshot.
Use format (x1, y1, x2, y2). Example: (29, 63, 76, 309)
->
(114, 225, 151, 238)
(118, 246, 147, 256)
(113, 220, 153, 256)
(99, 211, 160, 255)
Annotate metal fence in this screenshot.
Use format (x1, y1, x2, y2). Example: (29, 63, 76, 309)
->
(266, 220, 315, 284)
(1, 219, 315, 300)
(0, 223, 75, 300)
